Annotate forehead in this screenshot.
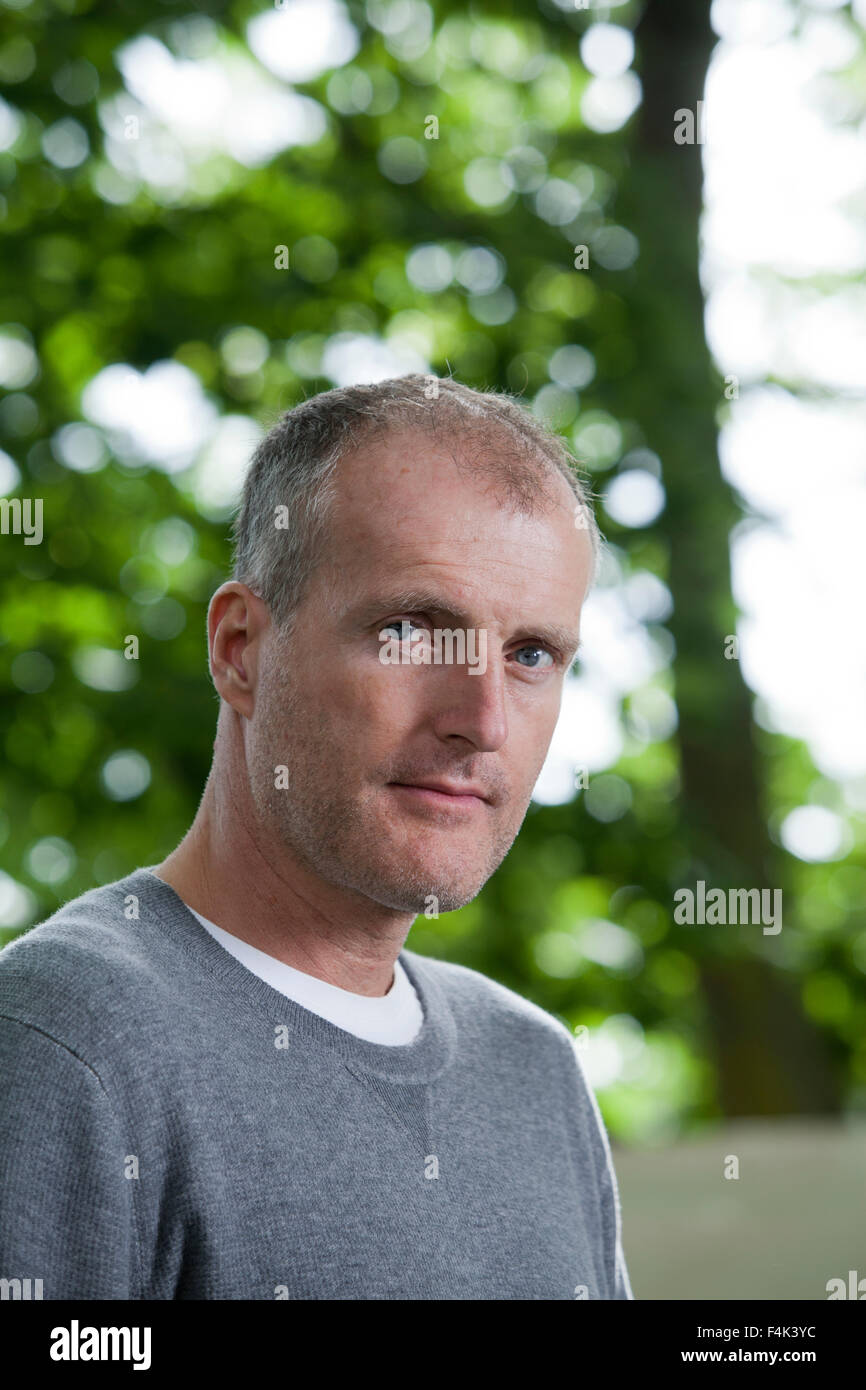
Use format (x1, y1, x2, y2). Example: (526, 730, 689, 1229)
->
(319, 426, 592, 616)
(338, 421, 569, 498)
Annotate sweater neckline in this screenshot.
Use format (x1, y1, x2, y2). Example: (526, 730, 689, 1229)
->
(128, 867, 457, 1085)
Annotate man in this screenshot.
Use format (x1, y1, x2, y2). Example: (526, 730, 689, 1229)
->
(0, 374, 633, 1300)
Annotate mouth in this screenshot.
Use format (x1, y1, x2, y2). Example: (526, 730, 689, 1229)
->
(387, 781, 490, 810)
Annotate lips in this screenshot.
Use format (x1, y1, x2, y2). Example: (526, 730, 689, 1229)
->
(396, 780, 489, 801)
(388, 780, 491, 808)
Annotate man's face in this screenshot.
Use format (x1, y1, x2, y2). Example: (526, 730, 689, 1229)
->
(247, 428, 593, 914)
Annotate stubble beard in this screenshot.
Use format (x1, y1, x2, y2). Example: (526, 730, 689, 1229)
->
(246, 667, 527, 915)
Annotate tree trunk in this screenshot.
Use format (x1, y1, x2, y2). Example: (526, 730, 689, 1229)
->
(621, 0, 841, 1114)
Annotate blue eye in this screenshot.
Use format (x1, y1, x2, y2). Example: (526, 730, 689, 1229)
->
(514, 646, 553, 669)
(381, 620, 422, 641)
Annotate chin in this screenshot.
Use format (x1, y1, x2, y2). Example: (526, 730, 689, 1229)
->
(369, 870, 486, 916)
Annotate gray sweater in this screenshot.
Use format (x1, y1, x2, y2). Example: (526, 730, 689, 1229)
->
(0, 867, 633, 1300)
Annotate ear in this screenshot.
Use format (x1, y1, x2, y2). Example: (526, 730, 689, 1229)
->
(207, 582, 270, 719)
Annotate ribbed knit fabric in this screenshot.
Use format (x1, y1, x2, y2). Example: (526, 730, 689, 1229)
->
(0, 867, 633, 1300)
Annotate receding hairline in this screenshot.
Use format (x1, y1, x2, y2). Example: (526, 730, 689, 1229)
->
(323, 414, 583, 519)
(286, 418, 595, 636)
(231, 374, 601, 629)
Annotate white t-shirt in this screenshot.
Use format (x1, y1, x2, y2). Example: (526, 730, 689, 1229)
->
(183, 902, 424, 1046)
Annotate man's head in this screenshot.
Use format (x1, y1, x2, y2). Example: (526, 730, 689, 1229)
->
(209, 375, 598, 915)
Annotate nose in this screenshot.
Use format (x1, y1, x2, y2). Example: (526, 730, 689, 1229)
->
(428, 656, 508, 753)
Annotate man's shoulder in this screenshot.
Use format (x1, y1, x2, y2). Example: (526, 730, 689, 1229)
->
(1, 871, 152, 965)
(0, 870, 165, 1048)
(402, 947, 575, 1052)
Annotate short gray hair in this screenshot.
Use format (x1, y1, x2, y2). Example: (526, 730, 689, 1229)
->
(231, 373, 601, 628)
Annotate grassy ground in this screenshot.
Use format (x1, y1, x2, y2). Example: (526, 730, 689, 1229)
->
(613, 1118, 866, 1300)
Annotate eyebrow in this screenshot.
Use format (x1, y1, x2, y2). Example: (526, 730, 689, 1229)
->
(346, 589, 583, 661)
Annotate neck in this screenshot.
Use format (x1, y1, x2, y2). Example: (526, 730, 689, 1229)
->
(153, 764, 413, 998)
